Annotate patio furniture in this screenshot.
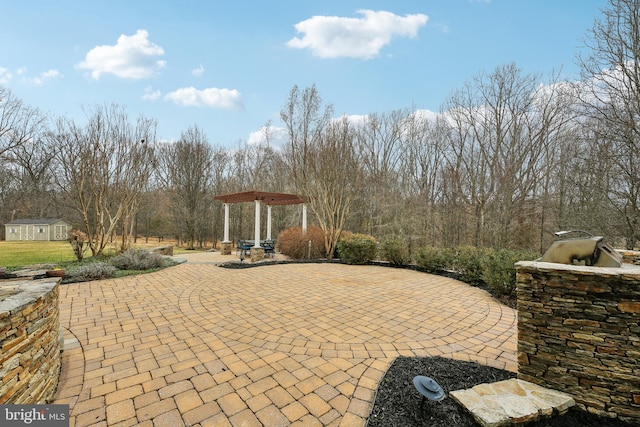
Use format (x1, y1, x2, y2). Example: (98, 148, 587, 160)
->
(263, 241, 275, 258)
(236, 240, 252, 257)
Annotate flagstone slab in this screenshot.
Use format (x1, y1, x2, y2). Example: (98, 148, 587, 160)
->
(450, 378, 575, 427)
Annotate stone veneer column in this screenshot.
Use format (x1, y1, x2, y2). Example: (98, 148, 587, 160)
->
(516, 261, 640, 423)
(0, 278, 61, 404)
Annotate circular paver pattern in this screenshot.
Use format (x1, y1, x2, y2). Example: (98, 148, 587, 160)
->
(185, 263, 513, 359)
(54, 255, 517, 427)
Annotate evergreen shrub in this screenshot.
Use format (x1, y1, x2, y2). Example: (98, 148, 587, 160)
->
(337, 232, 377, 264)
(380, 236, 411, 265)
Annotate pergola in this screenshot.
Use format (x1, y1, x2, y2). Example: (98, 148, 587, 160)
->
(214, 190, 307, 250)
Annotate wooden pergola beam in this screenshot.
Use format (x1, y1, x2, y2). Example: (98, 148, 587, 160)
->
(214, 190, 306, 206)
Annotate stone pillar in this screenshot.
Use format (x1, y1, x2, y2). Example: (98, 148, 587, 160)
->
(516, 261, 640, 423)
(250, 246, 264, 262)
(221, 241, 232, 255)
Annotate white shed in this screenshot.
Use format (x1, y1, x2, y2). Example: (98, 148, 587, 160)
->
(4, 219, 72, 241)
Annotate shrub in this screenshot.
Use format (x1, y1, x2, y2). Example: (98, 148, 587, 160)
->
(110, 248, 165, 270)
(68, 262, 118, 281)
(451, 245, 488, 285)
(482, 249, 539, 297)
(415, 246, 452, 273)
(276, 226, 326, 259)
(380, 236, 411, 265)
(415, 245, 540, 297)
(337, 232, 377, 265)
(69, 229, 89, 261)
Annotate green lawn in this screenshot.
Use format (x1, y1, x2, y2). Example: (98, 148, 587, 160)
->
(0, 241, 77, 268)
(0, 240, 203, 269)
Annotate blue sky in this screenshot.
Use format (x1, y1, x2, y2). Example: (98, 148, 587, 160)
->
(1, 0, 606, 147)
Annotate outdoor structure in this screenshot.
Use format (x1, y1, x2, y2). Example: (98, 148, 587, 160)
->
(214, 190, 306, 261)
(4, 219, 71, 242)
(0, 277, 61, 403)
(516, 260, 640, 423)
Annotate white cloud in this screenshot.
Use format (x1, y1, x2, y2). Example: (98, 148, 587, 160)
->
(164, 86, 242, 109)
(192, 65, 205, 76)
(77, 29, 166, 80)
(247, 125, 288, 148)
(412, 109, 441, 123)
(26, 69, 62, 85)
(0, 67, 12, 84)
(286, 9, 428, 59)
(142, 86, 161, 100)
(0, 67, 62, 85)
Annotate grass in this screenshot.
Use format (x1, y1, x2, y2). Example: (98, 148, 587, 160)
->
(0, 241, 77, 268)
(0, 239, 203, 270)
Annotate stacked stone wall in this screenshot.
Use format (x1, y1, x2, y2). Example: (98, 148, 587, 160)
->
(619, 249, 640, 265)
(0, 279, 61, 404)
(516, 262, 640, 422)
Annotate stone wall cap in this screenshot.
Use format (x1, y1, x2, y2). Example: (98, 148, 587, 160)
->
(0, 279, 59, 314)
(516, 261, 640, 277)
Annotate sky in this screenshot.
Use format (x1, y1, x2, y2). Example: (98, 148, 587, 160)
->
(1, 0, 608, 147)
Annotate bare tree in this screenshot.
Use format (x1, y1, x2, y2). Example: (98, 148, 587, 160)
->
(442, 64, 572, 249)
(157, 125, 213, 249)
(51, 104, 156, 256)
(399, 111, 447, 248)
(9, 130, 59, 218)
(354, 110, 406, 236)
(0, 87, 45, 159)
(280, 85, 361, 257)
(578, 0, 640, 248)
(308, 116, 362, 257)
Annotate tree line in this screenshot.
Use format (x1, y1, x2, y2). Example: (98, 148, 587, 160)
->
(1, 0, 638, 255)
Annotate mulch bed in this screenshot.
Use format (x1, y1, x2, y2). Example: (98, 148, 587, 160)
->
(367, 356, 635, 427)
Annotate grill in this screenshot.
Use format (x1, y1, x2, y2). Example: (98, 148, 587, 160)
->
(540, 231, 622, 268)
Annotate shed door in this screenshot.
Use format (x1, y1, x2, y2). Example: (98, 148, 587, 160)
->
(54, 225, 68, 240)
(20, 225, 34, 240)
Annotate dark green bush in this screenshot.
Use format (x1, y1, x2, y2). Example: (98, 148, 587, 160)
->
(380, 236, 411, 265)
(337, 232, 377, 265)
(415, 245, 540, 298)
(482, 249, 539, 297)
(110, 248, 165, 270)
(276, 226, 326, 259)
(451, 245, 488, 285)
(415, 246, 452, 273)
(68, 262, 118, 281)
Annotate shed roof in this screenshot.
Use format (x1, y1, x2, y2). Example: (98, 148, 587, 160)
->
(5, 219, 70, 225)
(214, 190, 306, 206)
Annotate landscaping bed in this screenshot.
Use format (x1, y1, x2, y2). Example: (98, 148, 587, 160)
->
(368, 356, 634, 427)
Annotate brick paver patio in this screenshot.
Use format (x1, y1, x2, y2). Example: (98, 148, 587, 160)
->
(53, 252, 517, 426)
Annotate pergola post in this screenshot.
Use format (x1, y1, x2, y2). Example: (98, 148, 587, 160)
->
(302, 203, 307, 235)
(223, 203, 230, 242)
(254, 199, 261, 248)
(267, 205, 272, 240)
(251, 199, 265, 261)
(221, 203, 232, 255)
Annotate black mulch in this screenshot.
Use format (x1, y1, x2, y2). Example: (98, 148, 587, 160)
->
(367, 356, 635, 427)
